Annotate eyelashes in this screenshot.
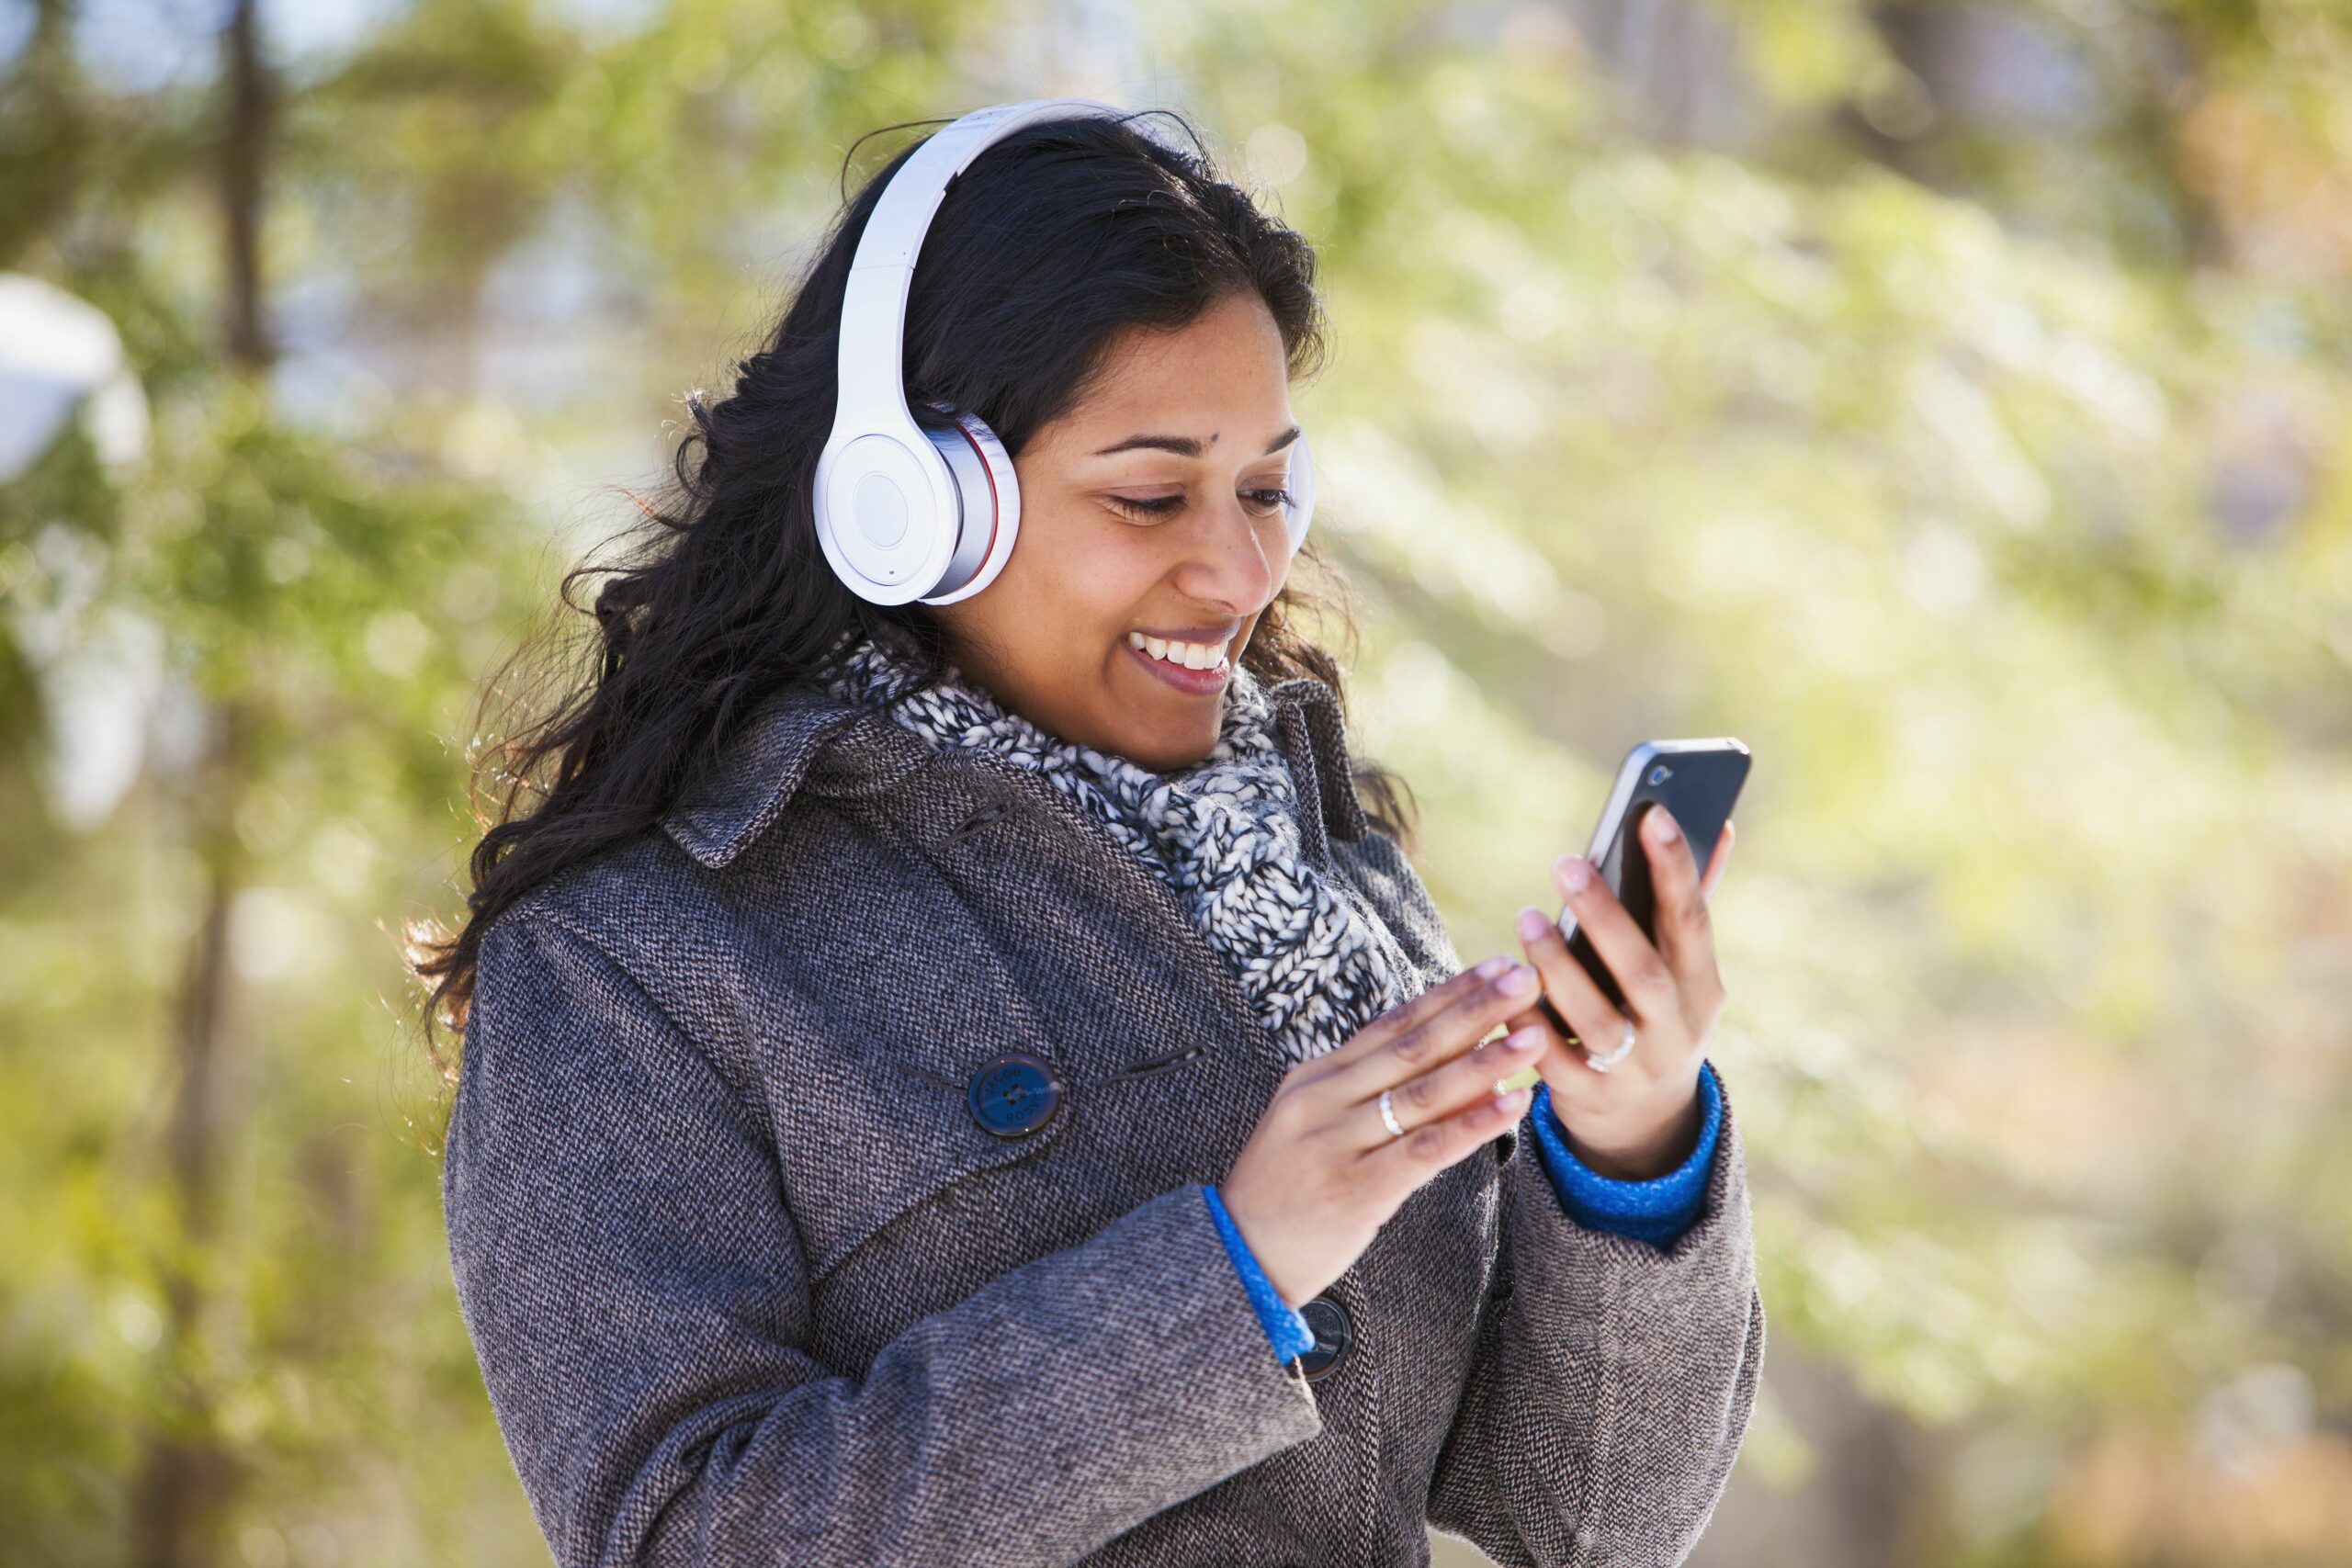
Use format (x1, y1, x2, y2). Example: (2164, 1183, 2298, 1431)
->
(1108, 489, 1295, 523)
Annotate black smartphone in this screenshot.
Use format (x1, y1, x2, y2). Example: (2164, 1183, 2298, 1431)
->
(1536, 738, 1751, 1035)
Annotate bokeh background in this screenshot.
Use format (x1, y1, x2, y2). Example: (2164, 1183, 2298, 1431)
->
(5, 0, 2348, 1563)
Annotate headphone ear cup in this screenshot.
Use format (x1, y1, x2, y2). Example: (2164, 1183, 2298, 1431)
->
(812, 427, 956, 604)
(1283, 431, 1316, 556)
(913, 401, 1022, 605)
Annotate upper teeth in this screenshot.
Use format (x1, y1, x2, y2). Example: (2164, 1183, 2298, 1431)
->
(1126, 630, 1229, 671)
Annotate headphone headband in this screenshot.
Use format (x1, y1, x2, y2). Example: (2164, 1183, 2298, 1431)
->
(834, 99, 1159, 423)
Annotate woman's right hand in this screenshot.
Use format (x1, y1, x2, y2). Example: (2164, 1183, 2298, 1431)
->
(1217, 954, 1549, 1309)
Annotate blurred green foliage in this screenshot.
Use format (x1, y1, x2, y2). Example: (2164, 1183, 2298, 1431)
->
(2, 0, 2346, 1563)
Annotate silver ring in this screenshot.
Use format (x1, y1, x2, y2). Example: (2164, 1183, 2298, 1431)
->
(1584, 1018, 1637, 1073)
(1377, 1088, 1406, 1140)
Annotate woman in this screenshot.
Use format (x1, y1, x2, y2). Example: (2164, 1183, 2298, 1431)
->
(418, 104, 1761, 1568)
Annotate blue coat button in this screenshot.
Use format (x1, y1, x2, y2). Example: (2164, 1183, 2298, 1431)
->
(1296, 1295, 1351, 1381)
(967, 1052, 1062, 1138)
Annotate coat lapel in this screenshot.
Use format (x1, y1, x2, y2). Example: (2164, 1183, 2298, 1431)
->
(658, 686, 892, 871)
(659, 669, 1369, 874)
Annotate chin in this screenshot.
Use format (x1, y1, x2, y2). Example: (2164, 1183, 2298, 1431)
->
(1116, 708, 1223, 773)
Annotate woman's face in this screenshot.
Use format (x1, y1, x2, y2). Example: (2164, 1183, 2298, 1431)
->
(928, 289, 1302, 773)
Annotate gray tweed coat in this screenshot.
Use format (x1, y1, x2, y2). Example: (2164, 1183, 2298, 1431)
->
(441, 670, 1765, 1568)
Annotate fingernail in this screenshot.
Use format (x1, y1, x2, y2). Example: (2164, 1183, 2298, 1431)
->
(1499, 964, 1538, 997)
(1650, 808, 1679, 840)
(1475, 954, 1510, 978)
(1495, 1066, 1543, 1096)
(1500, 1024, 1542, 1052)
(1556, 855, 1592, 892)
(1514, 906, 1549, 942)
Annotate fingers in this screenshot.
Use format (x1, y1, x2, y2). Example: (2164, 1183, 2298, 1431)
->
(1317, 958, 1541, 1108)
(1358, 1056, 1535, 1178)
(1699, 818, 1735, 903)
(1341, 1018, 1549, 1153)
(1549, 843, 1679, 1029)
(1513, 897, 1638, 1070)
(1635, 805, 1714, 990)
(1294, 955, 1508, 1088)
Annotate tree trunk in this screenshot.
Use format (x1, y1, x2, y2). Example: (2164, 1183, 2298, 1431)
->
(127, 0, 273, 1559)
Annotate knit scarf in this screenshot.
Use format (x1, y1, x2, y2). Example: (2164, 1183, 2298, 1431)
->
(814, 626, 1408, 1068)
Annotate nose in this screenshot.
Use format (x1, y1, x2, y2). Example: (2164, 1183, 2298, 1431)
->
(1172, 495, 1283, 615)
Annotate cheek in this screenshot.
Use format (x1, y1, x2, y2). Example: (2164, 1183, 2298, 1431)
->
(948, 506, 1152, 682)
(1020, 512, 1163, 627)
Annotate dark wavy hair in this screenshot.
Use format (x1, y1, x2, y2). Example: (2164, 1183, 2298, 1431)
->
(403, 106, 1419, 1077)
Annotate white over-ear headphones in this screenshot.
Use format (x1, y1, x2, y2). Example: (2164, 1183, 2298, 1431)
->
(811, 97, 1316, 606)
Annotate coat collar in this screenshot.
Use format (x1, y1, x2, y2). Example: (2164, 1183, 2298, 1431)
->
(658, 671, 1371, 873)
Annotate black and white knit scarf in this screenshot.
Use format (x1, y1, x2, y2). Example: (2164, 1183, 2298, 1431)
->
(815, 627, 1408, 1068)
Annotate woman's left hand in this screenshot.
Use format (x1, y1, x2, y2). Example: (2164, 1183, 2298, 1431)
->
(1500, 807, 1735, 1181)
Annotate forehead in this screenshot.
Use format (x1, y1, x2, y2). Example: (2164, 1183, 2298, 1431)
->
(1067, 294, 1290, 429)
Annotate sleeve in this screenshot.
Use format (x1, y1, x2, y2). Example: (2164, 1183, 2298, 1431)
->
(1422, 1066, 1765, 1567)
(1203, 1184, 1319, 1364)
(1524, 1061, 1724, 1248)
(443, 908, 1324, 1568)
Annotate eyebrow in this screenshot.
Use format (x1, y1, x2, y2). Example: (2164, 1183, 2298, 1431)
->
(1092, 424, 1302, 459)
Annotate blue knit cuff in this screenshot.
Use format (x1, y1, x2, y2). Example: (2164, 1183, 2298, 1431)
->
(1527, 1060, 1724, 1248)
(1202, 1184, 1317, 1364)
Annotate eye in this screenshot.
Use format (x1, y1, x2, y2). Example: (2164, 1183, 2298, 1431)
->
(1106, 493, 1184, 521)
(1105, 488, 1295, 524)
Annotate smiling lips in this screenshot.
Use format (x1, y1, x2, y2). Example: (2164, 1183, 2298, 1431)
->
(1124, 629, 1231, 694)
(1125, 629, 1231, 671)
